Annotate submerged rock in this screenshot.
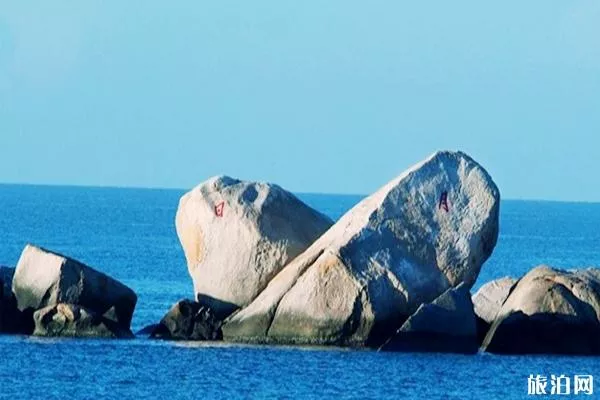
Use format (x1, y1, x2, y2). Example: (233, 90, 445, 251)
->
(12, 244, 137, 330)
(482, 266, 600, 355)
(176, 176, 333, 317)
(379, 283, 478, 354)
(223, 151, 500, 346)
(33, 303, 134, 339)
(150, 299, 223, 341)
(136, 324, 160, 336)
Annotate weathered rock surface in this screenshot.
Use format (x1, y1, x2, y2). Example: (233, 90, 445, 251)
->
(12, 245, 137, 330)
(33, 303, 134, 339)
(176, 176, 333, 317)
(150, 300, 223, 341)
(472, 277, 517, 324)
(482, 266, 600, 355)
(379, 283, 478, 353)
(223, 151, 500, 346)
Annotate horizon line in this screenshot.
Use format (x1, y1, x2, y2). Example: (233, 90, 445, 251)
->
(1, 181, 599, 205)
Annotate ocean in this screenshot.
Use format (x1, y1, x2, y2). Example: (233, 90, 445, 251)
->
(0, 184, 599, 399)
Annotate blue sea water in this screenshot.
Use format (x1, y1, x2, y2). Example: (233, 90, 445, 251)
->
(0, 184, 599, 399)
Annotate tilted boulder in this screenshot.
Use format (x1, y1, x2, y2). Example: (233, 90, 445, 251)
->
(482, 266, 600, 355)
(176, 176, 333, 317)
(223, 151, 500, 346)
(150, 299, 223, 341)
(12, 245, 137, 330)
(379, 283, 478, 354)
(33, 303, 134, 339)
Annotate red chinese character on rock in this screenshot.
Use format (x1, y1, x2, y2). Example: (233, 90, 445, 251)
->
(215, 201, 225, 217)
(439, 191, 449, 213)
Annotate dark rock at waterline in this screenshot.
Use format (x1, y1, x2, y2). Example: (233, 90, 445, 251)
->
(136, 324, 160, 336)
(483, 311, 600, 355)
(482, 266, 600, 355)
(0, 266, 33, 334)
(0, 266, 15, 300)
(33, 303, 134, 339)
(151, 299, 223, 341)
(379, 283, 478, 354)
(0, 293, 34, 335)
(12, 244, 137, 329)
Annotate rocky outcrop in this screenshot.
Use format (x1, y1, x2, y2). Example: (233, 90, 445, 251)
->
(33, 303, 134, 338)
(379, 283, 478, 354)
(10, 245, 137, 337)
(482, 266, 600, 355)
(150, 300, 223, 341)
(12, 244, 137, 330)
(176, 176, 333, 317)
(223, 151, 500, 347)
(472, 277, 517, 324)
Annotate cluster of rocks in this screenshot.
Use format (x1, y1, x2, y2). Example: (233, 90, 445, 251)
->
(2, 149, 599, 356)
(221, 151, 500, 347)
(146, 299, 223, 341)
(160, 150, 502, 349)
(1, 245, 137, 338)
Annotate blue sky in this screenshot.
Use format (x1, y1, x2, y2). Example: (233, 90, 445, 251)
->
(1, 2, 599, 201)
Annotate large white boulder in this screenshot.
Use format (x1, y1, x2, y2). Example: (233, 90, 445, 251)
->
(176, 176, 333, 317)
(12, 244, 137, 329)
(223, 151, 500, 346)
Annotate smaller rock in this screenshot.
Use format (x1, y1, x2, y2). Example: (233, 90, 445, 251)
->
(482, 266, 600, 355)
(472, 276, 517, 345)
(379, 283, 478, 354)
(13, 244, 137, 329)
(151, 299, 223, 341)
(33, 303, 134, 339)
(472, 277, 517, 324)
